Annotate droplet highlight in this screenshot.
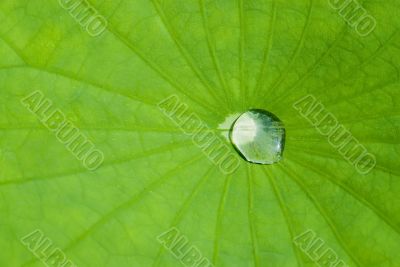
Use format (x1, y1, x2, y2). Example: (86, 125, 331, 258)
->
(229, 109, 285, 164)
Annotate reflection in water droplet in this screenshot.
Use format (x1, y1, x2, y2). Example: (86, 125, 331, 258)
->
(229, 109, 285, 164)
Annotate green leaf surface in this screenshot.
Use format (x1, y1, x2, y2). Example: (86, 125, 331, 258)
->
(0, 0, 399, 266)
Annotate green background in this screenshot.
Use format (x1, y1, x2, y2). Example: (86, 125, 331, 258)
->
(0, 0, 399, 266)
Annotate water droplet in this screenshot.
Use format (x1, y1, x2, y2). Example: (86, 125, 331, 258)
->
(229, 109, 285, 164)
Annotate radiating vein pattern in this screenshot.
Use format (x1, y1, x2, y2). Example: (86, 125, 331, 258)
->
(0, 0, 399, 266)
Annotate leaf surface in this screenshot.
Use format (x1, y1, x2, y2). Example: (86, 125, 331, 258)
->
(0, 0, 399, 266)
